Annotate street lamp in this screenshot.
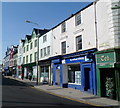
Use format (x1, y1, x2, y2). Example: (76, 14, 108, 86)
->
(26, 20, 40, 85)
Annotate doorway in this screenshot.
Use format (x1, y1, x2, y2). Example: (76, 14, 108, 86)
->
(100, 68, 116, 99)
(84, 68, 90, 91)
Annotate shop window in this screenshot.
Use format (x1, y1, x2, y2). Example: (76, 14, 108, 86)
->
(68, 64, 81, 84)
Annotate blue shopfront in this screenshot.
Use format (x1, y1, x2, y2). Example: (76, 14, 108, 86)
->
(52, 49, 97, 95)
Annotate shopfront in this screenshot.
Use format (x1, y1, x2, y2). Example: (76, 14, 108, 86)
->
(22, 62, 36, 79)
(39, 60, 51, 84)
(51, 49, 97, 95)
(95, 49, 120, 100)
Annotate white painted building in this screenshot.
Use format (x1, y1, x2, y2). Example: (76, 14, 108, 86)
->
(39, 30, 52, 83)
(51, 3, 97, 94)
(52, 3, 96, 57)
(22, 28, 49, 80)
(95, 0, 120, 51)
(17, 40, 25, 78)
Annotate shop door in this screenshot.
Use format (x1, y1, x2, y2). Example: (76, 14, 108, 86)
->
(100, 68, 116, 99)
(84, 68, 90, 91)
(56, 69, 60, 85)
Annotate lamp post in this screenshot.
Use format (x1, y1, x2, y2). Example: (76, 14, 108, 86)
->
(26, 20, 40, 85)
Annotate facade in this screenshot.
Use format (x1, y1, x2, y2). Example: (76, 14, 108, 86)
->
(17, 39, 25, 78)
(39, 30, 52, 84)
(3, 47, 10, 75)
(12, 51, 18, 77)
(95, 0, 120, 100)
(51, 3, 97, 95)
(22, 28, 49, 80)
(9, 45, 18, 76)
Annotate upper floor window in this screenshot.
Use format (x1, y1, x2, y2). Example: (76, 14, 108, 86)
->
(47, 46, 50, 56)
(30, 42, 33, 49)
(34, 39, 37, 47)
(34, 52, 37, 61)
(30, 54, 32, 63)
(75, 13, 81, 26)
(24, 47, 25, 53)
(40, 49, 43, 58)
(26, 45, 29, 51)
(43, 35, 47, 43)
(61, 22, 66, 33)
(44, 47, 47, 56)
(61, 41, 66, 54)
(23, 57, 25, 64)
(26, 55, 28, 63)
(76, 35, 82, 51)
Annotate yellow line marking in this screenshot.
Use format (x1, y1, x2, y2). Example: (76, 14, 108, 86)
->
(31, 86, 111, 107)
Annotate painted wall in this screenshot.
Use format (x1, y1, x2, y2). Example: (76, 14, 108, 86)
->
(52, 4, 96, 57)
(39, 30, 53, 61)
(96, 0, 120, 50)
(22, 31, 38, 64)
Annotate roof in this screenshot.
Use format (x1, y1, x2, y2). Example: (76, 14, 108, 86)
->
(21, 39, 25, 42)
(25, 35, 32, 41)
(33, 28, 49, 36)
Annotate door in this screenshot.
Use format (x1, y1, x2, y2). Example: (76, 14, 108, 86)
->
(84, 68, 90, 91)
(56, 69, 60, 85)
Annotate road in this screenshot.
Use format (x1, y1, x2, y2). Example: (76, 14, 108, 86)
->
(2, 75, 106, 108)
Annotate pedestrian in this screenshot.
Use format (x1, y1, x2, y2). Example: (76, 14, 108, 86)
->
(28, 72, 32, 81)
(21, 73, 24, 80)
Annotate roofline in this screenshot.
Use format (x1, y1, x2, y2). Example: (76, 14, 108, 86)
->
(50, 2, 93, 30)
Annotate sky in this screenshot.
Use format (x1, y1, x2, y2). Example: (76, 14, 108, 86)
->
(2, 1, 92, 63)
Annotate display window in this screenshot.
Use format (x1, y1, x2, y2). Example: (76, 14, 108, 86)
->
(68, 64, 81, 85)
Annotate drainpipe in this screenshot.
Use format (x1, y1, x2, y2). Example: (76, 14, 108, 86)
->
(94, 0, 99, 49)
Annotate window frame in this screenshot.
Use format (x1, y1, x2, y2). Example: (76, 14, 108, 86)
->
(75, 13, 81, 26)
(61, 41, 66, 54)
(61, 22, 66, 33)
(76, 35, 82, 51)
(43, 35, 47, 43)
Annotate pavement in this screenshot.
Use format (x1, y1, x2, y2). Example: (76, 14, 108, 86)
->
(3, 76, 120, 107)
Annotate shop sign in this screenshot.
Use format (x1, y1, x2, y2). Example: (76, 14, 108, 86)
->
(96, 52, 115, 63)
(66, 57, 84, 64)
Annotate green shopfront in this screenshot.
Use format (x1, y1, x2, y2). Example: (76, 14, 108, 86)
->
(95, 49, 120, 100)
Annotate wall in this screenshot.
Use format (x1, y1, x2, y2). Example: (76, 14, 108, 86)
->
(39, 30, 53, 61)
(52, 4, 96, 57)
(96, 0, 120, 50)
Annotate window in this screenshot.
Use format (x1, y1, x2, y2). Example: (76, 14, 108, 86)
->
(47, 46, 50, 56)
(75, 13, 81, 26)
(76, 35, 82, 51)
(43, 35, 47, 43)
(26, 55, 28, 63)
(41, 49, 43, 58)
(24, 47, 25, 53)
(34, 40, 37, 47)
(68, 64, 81, 85)
(26, 45, 29, 51)
(23, 57, 25, 64)
(61, 41, 66, 54)
(30, 42, 33, 49)
(61, 22, 66, 33)
(34, 52, 37, 61)
(44, 47, 46, 56)
(30, 54, 32, 63)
